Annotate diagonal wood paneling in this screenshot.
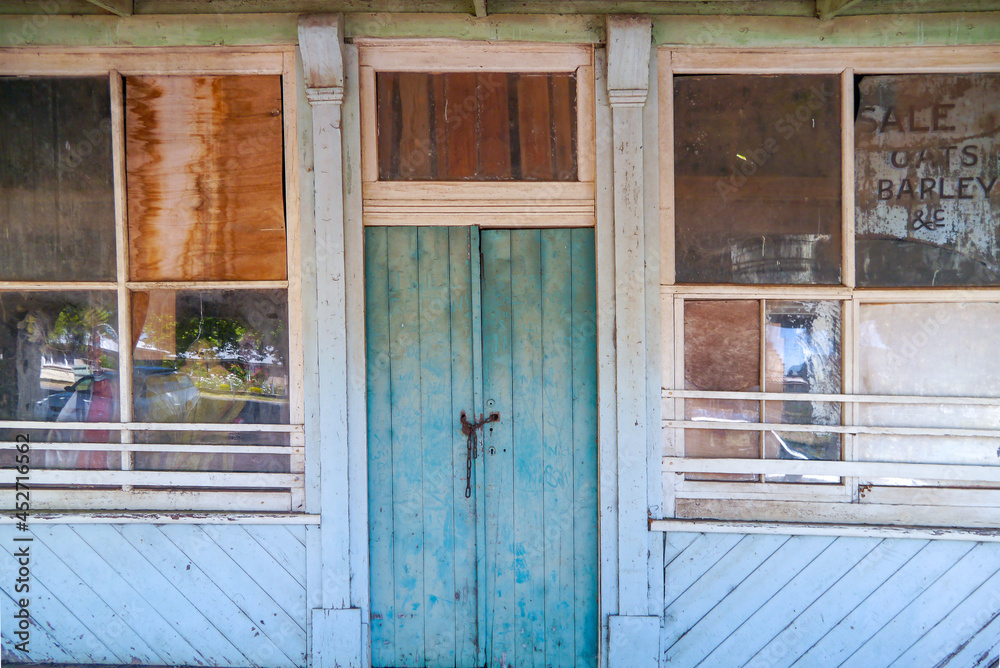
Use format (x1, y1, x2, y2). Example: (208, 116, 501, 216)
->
(0, 524, 307, 667)
(663, 532, 1000, 668)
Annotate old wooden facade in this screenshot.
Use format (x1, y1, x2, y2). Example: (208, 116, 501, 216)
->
(2, 2, 1000, 667)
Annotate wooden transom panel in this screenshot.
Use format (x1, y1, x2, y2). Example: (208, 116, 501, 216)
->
(125, 75, 287, 281)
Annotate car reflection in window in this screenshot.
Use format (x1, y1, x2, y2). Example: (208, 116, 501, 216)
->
(33, 367, 200, 424)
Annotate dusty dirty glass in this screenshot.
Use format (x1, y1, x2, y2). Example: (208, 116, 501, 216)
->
(131, 289, 290, 425)
(0, 77, 116, 281)
(859, 303, 1000, 486)
(0, 428, 121, 472)
(763, 300, 842, 483)
(674, 74, 842, 284)
(133, 430, 290, 473)
(376, 72, 577, 181)
(684, 300, 761, 481)
(855, 74, 1000, 286)
(0, 291, 120, 468)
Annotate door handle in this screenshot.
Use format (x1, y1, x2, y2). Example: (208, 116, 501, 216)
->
(460, 410, 500, 498)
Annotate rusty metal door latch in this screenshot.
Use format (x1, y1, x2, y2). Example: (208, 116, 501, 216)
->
(460, 410, 500, 498)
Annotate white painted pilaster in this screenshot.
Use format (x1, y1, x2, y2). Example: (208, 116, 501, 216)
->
(607, 14, 661, 667)
(299, 13, 364, 668)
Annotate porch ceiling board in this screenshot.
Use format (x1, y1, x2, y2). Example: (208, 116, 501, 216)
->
(3, 0, 1000, 16)
(662, 532, 1000, 667)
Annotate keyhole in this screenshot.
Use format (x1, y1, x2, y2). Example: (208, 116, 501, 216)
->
(488, 446, 496, 456)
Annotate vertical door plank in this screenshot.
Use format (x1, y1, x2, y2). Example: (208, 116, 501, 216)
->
(448, 226, 480, 668)
(540, 229, 577, 668)
(551, 75, 577, 181)
(444, 73, 478, 179)
(570, 227, 599, 668)
(386, 226, 424, 666)
(376, 73, 397, 180)
(396, 73, 433, 180)
(510, 229, 547, 667)
(417, 227, 459, 666)
(477, 73, 512, 179)
(470, 226, 488, 668)
(517, 75, 554, 180)
(365, 226, 396, 667)
(481, 229, 516, 664)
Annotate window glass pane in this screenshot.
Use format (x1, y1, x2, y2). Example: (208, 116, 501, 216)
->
(0, 77, 115, 281)
(376, 72, 577, 181)
(0, 291, 118, 422)
(132, 430, 290, 473)
(0, 428, 121, 472)
(855, 74, 1000, 286)
(126, 75, 287, 281)
(763, 300, 842, 483)
(684, 300, 760, 481)
(131, 289, 290, 424)
(859, 302, 1000, 486)
(674, 74, 842, 284)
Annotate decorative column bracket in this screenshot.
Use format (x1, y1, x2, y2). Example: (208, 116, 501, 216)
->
(606, 14, 661, 668)
(299, 13, 362, 668)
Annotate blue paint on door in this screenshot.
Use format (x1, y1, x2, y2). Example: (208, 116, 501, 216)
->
(366, 226, 597, 667)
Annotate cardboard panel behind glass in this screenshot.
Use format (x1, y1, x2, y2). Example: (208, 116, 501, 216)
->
(856, 74, 1000, 286)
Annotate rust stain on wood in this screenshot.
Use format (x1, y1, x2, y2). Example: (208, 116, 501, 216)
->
(126, 75, 287, 282)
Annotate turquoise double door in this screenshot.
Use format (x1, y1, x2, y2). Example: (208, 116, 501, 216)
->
(365, 226, 598, 668)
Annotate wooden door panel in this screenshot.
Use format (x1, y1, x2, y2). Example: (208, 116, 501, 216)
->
(366, 226, 478, 667)
(366, 226, 596, 668)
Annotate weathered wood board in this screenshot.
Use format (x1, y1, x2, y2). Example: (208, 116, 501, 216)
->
(126, 75, 287, 282)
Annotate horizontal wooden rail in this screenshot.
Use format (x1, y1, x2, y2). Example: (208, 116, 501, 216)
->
(664, 457, 1000, 483)
(0, 469, 301, 488)
(0, 441, 299, 455)
(666, 419, 1000, 439)
(664, 389, 1000, 406)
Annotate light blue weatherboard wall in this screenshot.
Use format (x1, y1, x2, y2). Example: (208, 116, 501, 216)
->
(661, 532, 1000, 667)
(0, 524, 308, 667)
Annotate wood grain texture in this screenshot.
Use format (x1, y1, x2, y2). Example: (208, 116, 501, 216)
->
(662, 532, 1000, 667)
(0, 523, 307, 667)
(125, 75, 286, 282)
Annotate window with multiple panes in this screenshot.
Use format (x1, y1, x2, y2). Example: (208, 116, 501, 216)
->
(661, 49, 1000, 528)
(0, 51, 303, 512)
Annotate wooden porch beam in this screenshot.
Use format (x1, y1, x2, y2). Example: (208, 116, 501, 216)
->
(84, 0, 133, 17)
(472, 0, 487, 17)
(816, 0, 865, 20)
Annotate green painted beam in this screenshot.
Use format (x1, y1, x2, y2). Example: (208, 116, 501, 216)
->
(0, 14, 299, 46)
(816, 0, 863, 20)
(0, 10, 999, 48)
(86, 0, 133, 17)
(651, 11, 1000, 47)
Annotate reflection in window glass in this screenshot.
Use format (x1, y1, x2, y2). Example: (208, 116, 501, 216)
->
(684, 300, 760, 481)
(0, 292, 118, 423)
(674, 74, 842, 284)
(0, 428, 121, 471)
(0, 77, 116, 281)
(133, 430, 290, 473)
(131, 290, 289, 424)
(763, 300, 841, 483)
(859, 303, 1000, 486)
(855, 74, 1000, 286)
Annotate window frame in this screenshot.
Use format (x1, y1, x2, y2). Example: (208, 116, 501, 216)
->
(357, 39, 597, 228)
(658, 46, 1000, 529)
(0, 48, 306, 513)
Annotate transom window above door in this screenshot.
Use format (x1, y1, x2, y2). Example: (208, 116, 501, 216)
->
(358, 41, 596, 227)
